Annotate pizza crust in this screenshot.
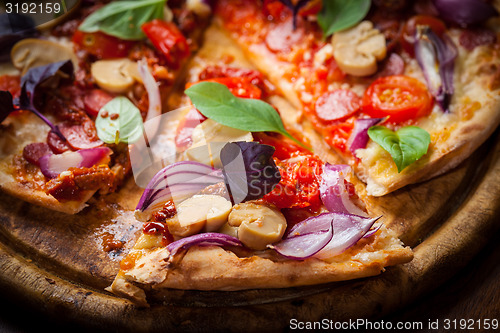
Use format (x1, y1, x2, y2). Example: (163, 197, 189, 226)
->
(0, 112, 94, 214)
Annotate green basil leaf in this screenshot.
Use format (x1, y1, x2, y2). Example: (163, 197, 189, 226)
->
(78, 0, 166, 40)
(185, 82, 307, 148)
(96, 96, 144, 144)
(317, 0, 371, 37)
(367, 126, 431, 173)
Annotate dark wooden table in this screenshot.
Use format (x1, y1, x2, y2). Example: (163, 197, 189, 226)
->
(0, 226, 498, 333)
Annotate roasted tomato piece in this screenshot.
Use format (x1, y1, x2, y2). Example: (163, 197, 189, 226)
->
(72, 30, 135, 59)
(362, 75, 433, 123)
(315, 89, 361, 122)
(254, 132, 310, 160)
(83, 89, 114, 117)
(401, 15, 446, 56)
(263, 154, 324, 211)
(141, 20, 190, 68)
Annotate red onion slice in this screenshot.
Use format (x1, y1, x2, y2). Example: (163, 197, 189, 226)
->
(414, 26, 457, 112)
(166, 232, 243, 258)
(347, 117, 384, 155)
(135, 161, 225, 221)
(39, 147, 112, 179)
(270, 221, 334, 260)
(320, 164, 368, 217)
(363, 223, 382, 238)
(286, 212, 380, 259)
(138, 59, 161, 122)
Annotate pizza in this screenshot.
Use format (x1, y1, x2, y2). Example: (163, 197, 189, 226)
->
(214, 0, 500, 196)
(0, 0, 499, 307)
(0, 0, 210, 213)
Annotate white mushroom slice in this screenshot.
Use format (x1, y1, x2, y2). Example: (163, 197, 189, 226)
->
(91, 59, 139, 93)
(186, 119, 253, 167)
(166, 195, 232, 237)
(332, 21, 387, 77)
(228, 202, 287, 250)
(11, 39, 78, 75)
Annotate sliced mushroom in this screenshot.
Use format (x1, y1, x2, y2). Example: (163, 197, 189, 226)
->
(332, 21, 387, 77)
(186, 119, 253, 167)
(11, 38, 78, 75)
(166, 195, 232, 237)
(228, 202, 287, 250)
(91, 58, 139, 94)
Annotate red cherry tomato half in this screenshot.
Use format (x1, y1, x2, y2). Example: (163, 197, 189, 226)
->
(315, 89, 361, 122)
(362, 75, 433, 124)
(72, 31, 135, 59)
(188, 77, 262, 99)
(401, 15, 446, 56)
(83, 89, 114, 117)
(254, 132, 310, 160)
(141, 19, 190, 69)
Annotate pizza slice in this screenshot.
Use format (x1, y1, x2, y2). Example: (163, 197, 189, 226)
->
(214, 0, 500, 196)
(0, 0, 211, 213)
(107, 23, 413, 306)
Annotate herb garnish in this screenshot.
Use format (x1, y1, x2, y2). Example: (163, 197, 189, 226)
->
(368, 125, 431, 172)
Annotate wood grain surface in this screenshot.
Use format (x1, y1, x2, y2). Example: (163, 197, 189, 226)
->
(0, 121, 497, 332)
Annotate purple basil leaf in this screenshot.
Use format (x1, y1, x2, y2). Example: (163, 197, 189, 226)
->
(18, 60, 74, 140)
(220, 141, 281, 203)
(0, 13, 38, 62)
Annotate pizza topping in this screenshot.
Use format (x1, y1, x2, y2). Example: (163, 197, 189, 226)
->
(45, 164, 116, 201)
(135, 161, 225, 222)
(367, 125, 431, 172)
(263, 154, 323, 211)
(432, 0, 497, 27)
(332, 21, 387, 77)
(401, 15, 446, 57)
(284, 212, 379, 259)
(228, 202, 287, 250)
(96, 96, 144, 144)
(314, 89, 361, 122)
(0, 60, 74, 141)
(83, 89, 114, 118)
(319, 164, 367, 217)
(78, 0, 167, 41)
(185, 81, 306, 148)
(375, 53, 405, 78)
(10, 38, 77, 76)
(22, 143, 52, 167)
(39, 146, 112, 179)
(186, 119, 253, 167)
(91, 59, 139, 94)
(414, 26, 457, 112)
(347, 117, 384, 155)
(166, 195, 232, 237)
(59, 122, 103, 150)
(362, 75, 433, 123)
(137, 59, 162, 121)
(269, 220, 334, 260)
(186, 0, 212, 17)
(318, 0, 371, 37)
(72, 31, 135, 59)
(141, 19, 191, 69)
(175, 107, 207, 150)
(166, 232, 243, 259)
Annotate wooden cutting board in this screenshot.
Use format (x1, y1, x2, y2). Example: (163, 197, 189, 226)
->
(0, 127, 497, 332)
